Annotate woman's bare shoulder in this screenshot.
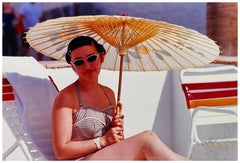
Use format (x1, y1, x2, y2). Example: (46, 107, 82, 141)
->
(53, 83, 78, 110)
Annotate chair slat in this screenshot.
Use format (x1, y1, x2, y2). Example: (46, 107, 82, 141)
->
(182, 81, 237, 91)
(3, 85, 13, 93)
(189, 97, 237, 108)
(186, 89, 237, 100)
(2, 77, 10, 85)
(3, 92, 15, 101)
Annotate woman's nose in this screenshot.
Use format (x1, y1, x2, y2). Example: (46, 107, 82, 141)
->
(82, 60, 91, 69)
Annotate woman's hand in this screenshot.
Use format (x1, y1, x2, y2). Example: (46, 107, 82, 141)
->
(112, 102, 124, 128)
(100, 126, 124, 148)
(112, 114, 124, 128)
(99, 102, 125, 148)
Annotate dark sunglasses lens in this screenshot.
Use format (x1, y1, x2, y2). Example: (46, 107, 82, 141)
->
(87, 55, 98, 62)
(74, 59, 84, 66)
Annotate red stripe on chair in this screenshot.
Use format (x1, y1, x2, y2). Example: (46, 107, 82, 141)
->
(3, 85, 13, 93)
(182, 81, 237, 91)
(182, 81, 238, 109)
(187, 89, 237, 100)
(2, 77, 15, 101)
(2, 77, 10, 85)
(3, 92, 15, 101)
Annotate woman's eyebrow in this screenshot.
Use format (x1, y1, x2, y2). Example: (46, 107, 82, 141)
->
(72, 57, 83, 61)
(86, 52, 97, 57)
(73, 52, 97, 60)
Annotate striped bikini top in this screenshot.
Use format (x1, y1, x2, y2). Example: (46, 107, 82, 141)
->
(71, 82, 114, 141)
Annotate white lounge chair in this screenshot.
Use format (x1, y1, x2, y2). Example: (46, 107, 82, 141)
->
(2, 57, 59, 160)
(180, 64, 238, 160)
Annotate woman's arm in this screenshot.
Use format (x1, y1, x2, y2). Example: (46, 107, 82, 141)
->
(51, 90, 99, 160)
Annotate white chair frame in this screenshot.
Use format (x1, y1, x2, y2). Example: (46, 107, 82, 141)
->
(180, 65, 238, 158)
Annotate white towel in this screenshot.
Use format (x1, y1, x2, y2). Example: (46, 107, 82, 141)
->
(3, 57, 58, 160)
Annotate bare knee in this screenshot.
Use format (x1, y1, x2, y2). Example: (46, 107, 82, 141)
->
(142, 130, 158, 139)
(137, 131, 161, 156)
(139, 130, 160, 145)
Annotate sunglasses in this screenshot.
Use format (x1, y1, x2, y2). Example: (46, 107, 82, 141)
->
(72, 54, 99, 66)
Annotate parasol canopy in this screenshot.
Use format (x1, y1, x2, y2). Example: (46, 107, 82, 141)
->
(26, 15, 220, 104)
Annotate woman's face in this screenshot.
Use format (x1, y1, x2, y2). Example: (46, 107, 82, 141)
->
(70, 44, 103, 82)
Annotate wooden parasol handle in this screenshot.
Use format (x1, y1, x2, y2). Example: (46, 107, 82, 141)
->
(117, 54, 124, 114)
(117, 21, 126, 114)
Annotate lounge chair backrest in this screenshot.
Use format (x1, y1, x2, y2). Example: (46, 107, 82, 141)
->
(3, 57, 58, 160)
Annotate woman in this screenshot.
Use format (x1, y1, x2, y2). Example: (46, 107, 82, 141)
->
(52, 36, 188, 160)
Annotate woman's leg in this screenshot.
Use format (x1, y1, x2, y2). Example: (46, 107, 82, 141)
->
(88, 130, 188, 160)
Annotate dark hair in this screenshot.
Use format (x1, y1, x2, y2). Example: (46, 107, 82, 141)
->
(65, 36, 106, 64)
